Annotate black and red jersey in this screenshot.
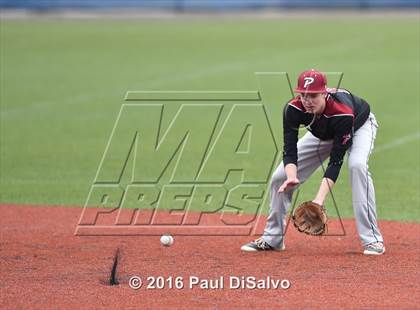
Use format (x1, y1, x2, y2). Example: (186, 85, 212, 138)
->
(282, 88, 371, 182)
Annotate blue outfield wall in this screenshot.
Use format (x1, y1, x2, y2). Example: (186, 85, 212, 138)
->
(0, 0, 419, 10)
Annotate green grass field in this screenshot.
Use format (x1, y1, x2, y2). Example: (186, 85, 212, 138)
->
(1, 17, 419, 221)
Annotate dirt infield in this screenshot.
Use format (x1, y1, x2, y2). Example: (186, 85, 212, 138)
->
(1, 204, 419, 309)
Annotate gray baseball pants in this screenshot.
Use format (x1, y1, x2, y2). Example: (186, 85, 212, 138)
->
(263, 113, 384, 248)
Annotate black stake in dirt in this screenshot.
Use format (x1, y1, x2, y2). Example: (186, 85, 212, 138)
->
(109, 248, 120, 286)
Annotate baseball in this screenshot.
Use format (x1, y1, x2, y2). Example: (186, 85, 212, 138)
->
(160, 234, 174, 247)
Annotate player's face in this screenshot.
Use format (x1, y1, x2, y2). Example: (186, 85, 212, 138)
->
(299, 92, 326, 114)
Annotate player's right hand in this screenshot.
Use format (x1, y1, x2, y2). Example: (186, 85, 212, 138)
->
(278, 178, 300, 193)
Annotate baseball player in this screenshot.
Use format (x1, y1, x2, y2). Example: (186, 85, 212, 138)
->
(241, 69, 385, 255)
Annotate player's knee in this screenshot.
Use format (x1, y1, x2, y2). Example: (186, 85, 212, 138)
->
(348, 159, 367, 173)
(270, 178, 279, 190)
(270, 171, 287, 189)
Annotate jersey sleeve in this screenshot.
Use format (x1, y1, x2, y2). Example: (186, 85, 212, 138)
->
(282, 104, 300, 166)
(324, 116, 354, 182)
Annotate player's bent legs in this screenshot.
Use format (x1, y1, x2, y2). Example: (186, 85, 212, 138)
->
(262, 165, 292, 248)
(348, 113, 384, 246)
(263, 132, 333, 249)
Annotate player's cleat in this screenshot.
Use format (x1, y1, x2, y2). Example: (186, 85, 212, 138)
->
(363, 242, 385, 255)
(241, 238, 285, 252)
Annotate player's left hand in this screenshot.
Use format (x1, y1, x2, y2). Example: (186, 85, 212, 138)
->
(312, 199, 324, 206)
(292, 201, 328, 235)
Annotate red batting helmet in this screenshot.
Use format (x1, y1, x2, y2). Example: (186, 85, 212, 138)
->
(294, 69, 327, 93)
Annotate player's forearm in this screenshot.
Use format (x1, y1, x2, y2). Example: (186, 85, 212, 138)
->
(313, 178, 335, 205)
(284, 163, 297, 179)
